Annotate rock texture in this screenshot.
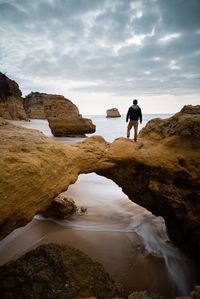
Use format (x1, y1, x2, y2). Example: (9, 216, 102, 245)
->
(0, 243, 125, 299)
(23, 92, 80, 119)
(106, 108, 121, 118)
(176, 285, 200, 299)
(48, 117, 96, 137)
(0, 73, 26, 120)
(140, 105, 200, 138)
(0, 105, 200, 267)
(24, 92, 96, 137)
(128, 291, 165, 299)
(42, 195, 77, 218)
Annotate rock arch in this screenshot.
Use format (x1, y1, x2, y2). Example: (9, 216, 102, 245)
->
(0, 105, 200, 265)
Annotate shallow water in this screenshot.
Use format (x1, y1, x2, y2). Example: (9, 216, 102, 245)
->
(0, 174, 197, 297)
(11, 113, 172, 142)
(2, 115, 198, 297)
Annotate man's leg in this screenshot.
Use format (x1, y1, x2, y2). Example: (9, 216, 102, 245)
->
(133, 121, 138, 141)
(127, 121, 133, 138)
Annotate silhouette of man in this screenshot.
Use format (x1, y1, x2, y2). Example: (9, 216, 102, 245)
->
(126, 99, 142, 141)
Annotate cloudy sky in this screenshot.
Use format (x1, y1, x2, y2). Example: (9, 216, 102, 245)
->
(0, 0, 200, 114)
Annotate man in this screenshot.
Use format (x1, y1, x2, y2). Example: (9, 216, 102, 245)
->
(126, 99, 142, 142)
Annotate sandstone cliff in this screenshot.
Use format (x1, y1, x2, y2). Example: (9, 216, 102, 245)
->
(106, 108, 121, 118)
(0, 73, 26, 120)
(0, 105, 199, 266)
(23, 92, 80, 119)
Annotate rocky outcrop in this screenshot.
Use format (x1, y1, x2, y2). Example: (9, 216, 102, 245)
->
(23, 92, 80, 119)
(106, 108, 121, 118)
(0, 243, 125, 299)
(0, 105, 200, 266)
(48, 117, 96, 137)
(42, 195, 77, 218)
(24, 92, 96, 137)
(0, 73, 26, 120)
(140, 105, 200, 138)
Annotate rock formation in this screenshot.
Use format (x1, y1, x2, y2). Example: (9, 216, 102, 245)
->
(0, 72, 26, 120)
(0, 105, 200, 267)
(106, 108, 121, 118)
(24, 92, 96, 137)
(48, 117, 96, 137)
(0, 243, 125, 299)
(23, 92, 80, 119)
(42, 195, 78, 218)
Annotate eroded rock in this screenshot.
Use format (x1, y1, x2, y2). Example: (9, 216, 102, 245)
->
(42, 195, 77, 218)
(23, 92, 80, 119)
(0, 73, 26, 120)
(0, 106, 200, 267)
(128, 291, 166, 299)
(0, 243, 125, 299)
(48, 117, 96, 137)
(106, 108, 121, 118)
(24, 92, 96, 137)
(140, 105, 200, 138)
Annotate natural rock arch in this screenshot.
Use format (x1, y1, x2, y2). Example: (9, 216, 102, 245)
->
(0, 105, 200, 265)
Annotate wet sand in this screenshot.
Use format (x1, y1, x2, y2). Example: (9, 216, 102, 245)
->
(0, 217, 170, 295)
(0, 173, 196, 297)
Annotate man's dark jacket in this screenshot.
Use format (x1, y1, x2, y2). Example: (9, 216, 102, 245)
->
(126, 104, 142, 123)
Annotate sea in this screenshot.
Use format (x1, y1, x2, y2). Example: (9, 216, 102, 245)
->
(0, 113, 198, 298)
(12, 114, 172, 142)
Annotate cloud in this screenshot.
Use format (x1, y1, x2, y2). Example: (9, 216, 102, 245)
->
(0, 0, 200, 113)
(158, 33, 182, 44)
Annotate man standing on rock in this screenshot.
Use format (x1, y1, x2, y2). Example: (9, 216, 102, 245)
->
(126, 99, 142, 142)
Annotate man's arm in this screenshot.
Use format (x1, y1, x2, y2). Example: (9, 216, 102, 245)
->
(139, 108, 142, 123)
(126, 108, 130, 122)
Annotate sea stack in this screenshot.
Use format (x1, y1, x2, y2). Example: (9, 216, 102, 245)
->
(0, 72, 27, 120)
(24, 92, 96, 137)
(23, 92, 80, 119)
(106, 108, 121, 118)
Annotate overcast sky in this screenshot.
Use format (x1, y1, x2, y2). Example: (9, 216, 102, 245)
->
(0, 0, 200, 114)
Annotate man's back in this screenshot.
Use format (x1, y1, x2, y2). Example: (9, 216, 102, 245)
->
(126, 104, 142, 122)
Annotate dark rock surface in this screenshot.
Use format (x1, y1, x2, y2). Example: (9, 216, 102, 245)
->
(0, 73, 26, 119)
(0, 243, 125, 299)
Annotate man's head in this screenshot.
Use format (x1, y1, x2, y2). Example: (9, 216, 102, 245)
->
(133, 99, 138, 105)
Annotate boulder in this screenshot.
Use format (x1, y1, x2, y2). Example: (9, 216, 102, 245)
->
(23, 92, 80, 119)
(48, 117, 96, 137)
(0, 72, 26, 120)
(42, 195, 77, 218)
(0, 243, 125, 299)
(24, 92, 96, 137)
(0, 105, 200, 267)
(106, 108, 121, 118)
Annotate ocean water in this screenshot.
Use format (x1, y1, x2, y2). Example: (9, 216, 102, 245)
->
(88, 114, 172, 142)
(14, 113, 172, 142)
